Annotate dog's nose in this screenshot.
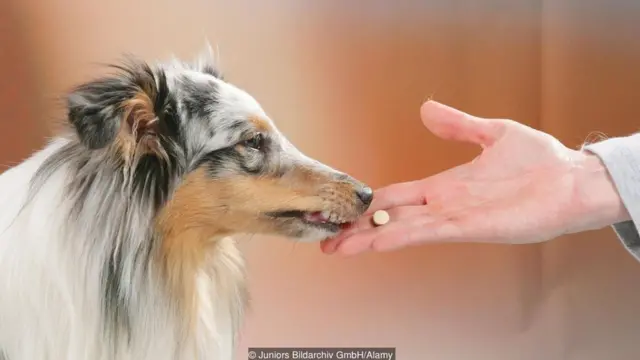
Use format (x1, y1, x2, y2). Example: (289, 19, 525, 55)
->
(356, 186, 374, 206)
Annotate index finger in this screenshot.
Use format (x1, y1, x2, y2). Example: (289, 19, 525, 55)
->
(364, 180, 428, 215)
(366, 163, 466, 215)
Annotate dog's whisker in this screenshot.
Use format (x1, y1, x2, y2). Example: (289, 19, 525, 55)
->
(288, 239, 300, 255)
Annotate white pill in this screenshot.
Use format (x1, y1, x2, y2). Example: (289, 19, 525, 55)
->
(372, 210, 390, 226)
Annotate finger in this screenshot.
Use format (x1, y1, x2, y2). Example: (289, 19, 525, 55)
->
(320, 238, 340, 254)
(365, 167, 464, 215)
(420, 101, 506, 147)
(364, 180, 428, 215)
(371, 219, 464, 252)
(335, 213, 442, 256)
(335, 213, 474, 255)
(346, 205, 434, 239)
(321, 205, 434, 254)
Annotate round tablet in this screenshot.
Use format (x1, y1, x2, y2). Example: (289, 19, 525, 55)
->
(372, 210, 390, 226)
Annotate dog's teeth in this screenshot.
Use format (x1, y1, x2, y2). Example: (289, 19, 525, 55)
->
(321, 211, 331, 222)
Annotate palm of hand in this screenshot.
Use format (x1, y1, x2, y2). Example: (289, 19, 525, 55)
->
(425, 122, 579, 244)
(322, 103, 583, 255)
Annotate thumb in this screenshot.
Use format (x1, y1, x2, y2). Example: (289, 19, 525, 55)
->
(420, 101, 506, 147)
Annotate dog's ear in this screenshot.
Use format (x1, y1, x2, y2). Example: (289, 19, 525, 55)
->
(67, 59, 175, 159)
(193, 42, 223, 79)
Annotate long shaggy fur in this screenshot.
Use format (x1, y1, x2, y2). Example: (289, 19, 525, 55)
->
(0, 48, 372, 360)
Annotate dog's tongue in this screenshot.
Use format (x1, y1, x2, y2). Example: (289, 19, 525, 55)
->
(304, 211, 329, 223)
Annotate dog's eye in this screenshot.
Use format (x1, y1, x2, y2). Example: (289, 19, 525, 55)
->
(243, 133, 264, 151)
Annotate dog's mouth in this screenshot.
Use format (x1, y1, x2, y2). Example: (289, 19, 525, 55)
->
(267, 210, 353, 232)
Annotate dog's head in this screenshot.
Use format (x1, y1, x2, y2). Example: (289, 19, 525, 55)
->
(65, 50, 372, 242)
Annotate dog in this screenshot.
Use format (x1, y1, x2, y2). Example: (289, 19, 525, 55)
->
(0, 48, 373, 360)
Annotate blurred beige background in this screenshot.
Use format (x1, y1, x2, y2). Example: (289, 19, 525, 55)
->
(2, 1, 640, 359)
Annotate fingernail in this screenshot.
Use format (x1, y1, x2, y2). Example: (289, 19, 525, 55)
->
(321, 239, 340, 254)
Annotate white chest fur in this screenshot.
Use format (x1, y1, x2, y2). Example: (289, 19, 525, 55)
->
(194, 237, 248, 360)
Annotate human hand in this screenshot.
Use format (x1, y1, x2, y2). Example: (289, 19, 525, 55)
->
(321, 101, 629, 255)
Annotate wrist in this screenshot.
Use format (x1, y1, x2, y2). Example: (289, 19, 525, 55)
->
(567, 150, 630, 234)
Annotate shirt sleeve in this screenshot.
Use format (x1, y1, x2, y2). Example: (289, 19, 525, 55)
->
(583, 133, 640, 262)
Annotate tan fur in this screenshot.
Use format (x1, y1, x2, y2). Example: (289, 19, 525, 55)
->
(154, 154, 362, 350)
(155, 168, 214, 339)
(248, 115, 273, 133)
(157, 161, 362, 244)
(155, 168, 252, 352)
(155, 159, 360, 306)
(115, 89, 168, 164)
